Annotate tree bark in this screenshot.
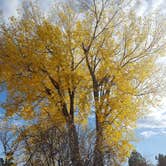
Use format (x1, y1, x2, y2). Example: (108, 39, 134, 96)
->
(93, 82, 104, 166)
(83, 46, 104, 166)
(67, 121, 83, 166)
(93, 115, 104, 166)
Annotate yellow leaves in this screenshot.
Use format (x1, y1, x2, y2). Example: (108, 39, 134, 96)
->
(37, 21, 62, 45)
(103, 124, 134, 162)
(20, 105, 35, 120)
(73, 20, 91, 45)
(40, 103, 66, 125)
(0, 2, 165, 164)
(6, 109, 15, 117)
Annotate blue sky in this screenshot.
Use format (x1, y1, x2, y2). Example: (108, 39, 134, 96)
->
(0, 0, 166, 164)
(0, 90, 6, 118)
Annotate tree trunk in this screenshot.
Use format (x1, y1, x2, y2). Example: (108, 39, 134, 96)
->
(67, 121, 83, 166)
(92, 82, 104, 166)
(93, 114, 104, 166)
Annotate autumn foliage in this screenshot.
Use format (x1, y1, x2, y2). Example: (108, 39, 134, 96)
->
(0, 0, 166, 165)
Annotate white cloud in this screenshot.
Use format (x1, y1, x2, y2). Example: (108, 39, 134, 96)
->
(148, 0, 164, 11)
(0, 0, 20, 19)
(138, 101, 166, 130)
(0, 0, 55, 20)
(38, 0, 54, 13)
(138, 97, 166, 138)
(134, 0, 165, 16)
(0, 0, 165, 20)
(140, 130, 158, 139)
(140, 129, 166, 139)
(134, 0, 149, 16)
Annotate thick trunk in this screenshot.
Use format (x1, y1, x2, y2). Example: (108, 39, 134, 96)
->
(92, 83, 104, 166)
(67, 90, 83, 166)
(68, 121, 83, 166)
(93, 115, 104, 166)
(83, 48, 104, 166)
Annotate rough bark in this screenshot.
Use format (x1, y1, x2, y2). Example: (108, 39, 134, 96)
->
(93, 83, 104, 166)
(93, 114, 104, 166)
(68, 121, 83, 166)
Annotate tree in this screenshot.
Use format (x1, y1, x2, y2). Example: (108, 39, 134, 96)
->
(0, 158, 4, 166)
(18, 124, 70, 166)
(128, 151, 149, 166)
(156, 154, 166, 166)
(0, 121, 18, 166)
(0, 0, 165, 165)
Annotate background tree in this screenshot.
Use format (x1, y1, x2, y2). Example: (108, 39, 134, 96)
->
(128, 151, 150, 166)
(19, 125, 70, 166)
(156, 154, 166, 166)
(0, 158, 4, 166)
(0, 121, 18, 166)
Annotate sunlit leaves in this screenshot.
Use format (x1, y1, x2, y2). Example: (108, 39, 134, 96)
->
(0, 0, 165, 164)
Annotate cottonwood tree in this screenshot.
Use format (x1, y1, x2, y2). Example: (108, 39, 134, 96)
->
(0, 0, 166, 165)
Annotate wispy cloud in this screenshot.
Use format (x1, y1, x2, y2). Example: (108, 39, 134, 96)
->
(140, 129, 166, 139)
(0, 0, 55, 20)
(134, 0, 165, 15)
(138, 97, 166, 138)
(138, 98, 166, 129)
(0, 0, 20, 19)
(140, 130, 158, 139)
(0, 0, 165, 19)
